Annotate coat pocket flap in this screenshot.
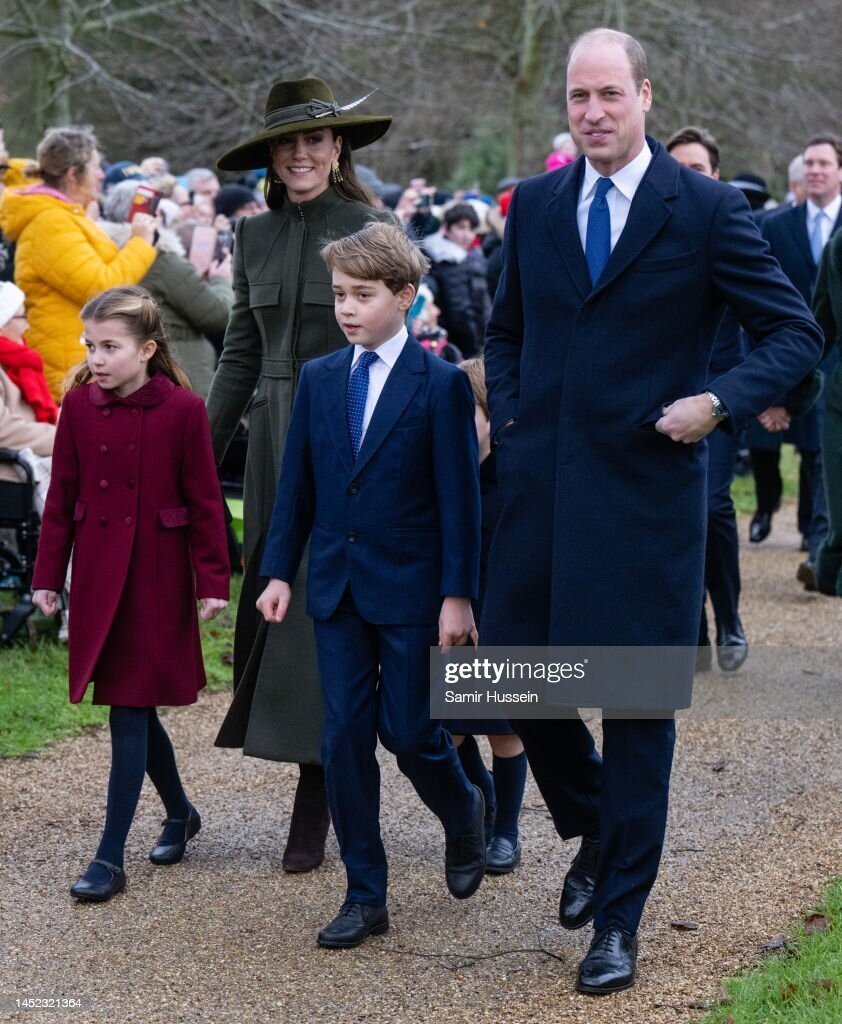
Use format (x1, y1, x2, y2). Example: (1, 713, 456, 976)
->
(634, 250, 699, 273)
(159, 506, 190, 528)
(73, 501, 87, 521)
(301, 280, 336, 306)
(249, 281, 281, 308)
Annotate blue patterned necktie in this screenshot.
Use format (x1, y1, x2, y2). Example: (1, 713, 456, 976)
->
(585, 176, 614, 286)
(347, 350, 379, 460)
(810, 209, 827, 265)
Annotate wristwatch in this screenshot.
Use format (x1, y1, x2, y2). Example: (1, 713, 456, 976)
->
(705, 390, 729, 421)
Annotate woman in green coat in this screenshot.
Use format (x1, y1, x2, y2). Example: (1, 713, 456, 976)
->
(207, 77, 392, 871)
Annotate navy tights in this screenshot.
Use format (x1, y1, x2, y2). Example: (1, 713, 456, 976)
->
(83, 707, 190, 884)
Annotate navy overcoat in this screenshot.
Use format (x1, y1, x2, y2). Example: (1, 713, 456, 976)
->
(482, 141, 822, 653)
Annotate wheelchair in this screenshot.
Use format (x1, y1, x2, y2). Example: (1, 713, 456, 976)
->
(0, 448, 40, 644)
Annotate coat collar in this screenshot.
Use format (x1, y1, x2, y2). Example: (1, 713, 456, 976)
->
(87, 372, 176, 408)
(320, 337, 425, 476)
(547, 137, 678, 301)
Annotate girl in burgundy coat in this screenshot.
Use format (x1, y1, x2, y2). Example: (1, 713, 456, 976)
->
(33, 286, 230, 903)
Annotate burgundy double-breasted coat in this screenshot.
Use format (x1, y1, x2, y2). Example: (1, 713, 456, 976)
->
(33, 374, 229, 706)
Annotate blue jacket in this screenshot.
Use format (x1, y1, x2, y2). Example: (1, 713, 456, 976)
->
(260, 337, 481, 624)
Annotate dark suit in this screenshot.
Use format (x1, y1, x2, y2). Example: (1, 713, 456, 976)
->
(753, 202, 842, 557)
(482, 140, 822, 933)
(261, 337, 481, 905)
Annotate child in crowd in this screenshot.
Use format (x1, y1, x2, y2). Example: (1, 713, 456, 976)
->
(256, 222, 486, 949)
(32, 285, 229, 903)
(422, 203, 490, 358)
(444, 358, 528, 875)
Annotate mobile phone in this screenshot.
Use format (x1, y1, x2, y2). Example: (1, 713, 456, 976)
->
(215, 228, 232, 261)
(417, 193, 431, 211)
(188, 225, 217, 274)
(128, 183, 161, 221)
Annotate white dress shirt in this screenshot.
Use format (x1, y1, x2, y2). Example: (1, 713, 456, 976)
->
(349, 326, 408, 444)
(577, 142, 653, 253)
(806, 194, 841, 252)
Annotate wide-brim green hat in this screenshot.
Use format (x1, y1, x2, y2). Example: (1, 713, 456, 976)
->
(217, 76, 392, 172)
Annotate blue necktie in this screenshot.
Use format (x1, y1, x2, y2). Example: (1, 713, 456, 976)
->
(585, 176, 614, 286)
(810, 209, 827, 265)
(347, 350, 379, 460)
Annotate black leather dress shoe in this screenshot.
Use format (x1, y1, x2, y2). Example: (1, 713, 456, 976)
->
(445, 785, 486, 899)
(485, 835, 521, 875)
(797, 559, 817, 592)
(716, 620, 748, 672)
(317, 902, 389, 949)
(149, 805, 201, 865)
(70, 859, 126, 902)
(576, 925, 638, 995)
(749, 511, 772, 543)
(559, 834, 599, 929)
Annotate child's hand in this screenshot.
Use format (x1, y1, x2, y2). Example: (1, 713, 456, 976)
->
(256, 579, 291, 624)
(199, 597, 228, 621)
(439, 596, 478, 652)
(33, 589, 58, 617)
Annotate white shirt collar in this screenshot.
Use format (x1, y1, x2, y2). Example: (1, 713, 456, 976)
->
(806, 194, 841, 226)
(581, 140, 653, 201)
(350, 325, 408, 369)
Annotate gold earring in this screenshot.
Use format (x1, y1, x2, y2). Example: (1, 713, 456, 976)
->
(331, 159, 343, 184)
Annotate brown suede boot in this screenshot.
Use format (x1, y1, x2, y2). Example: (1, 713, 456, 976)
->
(282, 764, 331, 872)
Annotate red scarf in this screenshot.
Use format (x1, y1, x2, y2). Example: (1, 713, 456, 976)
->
(0, 335, 59, 423)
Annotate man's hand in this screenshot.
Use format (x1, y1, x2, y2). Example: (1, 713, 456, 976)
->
(256, 579, 291, 623)
(199, 597, 228, 621)
(439, 596, 478, 652)
(757, 405, 791, 433)
(655, 394, 719, 443)
(33, 589, 58, 617)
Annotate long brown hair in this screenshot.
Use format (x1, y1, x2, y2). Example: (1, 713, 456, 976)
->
(264, 131, 376, 210)
(66, 286, 191, 393)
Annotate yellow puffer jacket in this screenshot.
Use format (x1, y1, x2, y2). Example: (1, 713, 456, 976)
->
(0, 187, 157, 398)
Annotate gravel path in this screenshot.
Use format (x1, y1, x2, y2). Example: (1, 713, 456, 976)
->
(2, 501, 841, 1024)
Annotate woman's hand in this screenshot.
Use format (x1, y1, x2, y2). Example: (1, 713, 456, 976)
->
(199, 597, 228, 621)
(130, 212, 157, 244)
(33, 590, 58, 617)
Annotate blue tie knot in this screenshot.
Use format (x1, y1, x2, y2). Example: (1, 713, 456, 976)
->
(594, 176, 613, 203)
(357, 350, 379, 370)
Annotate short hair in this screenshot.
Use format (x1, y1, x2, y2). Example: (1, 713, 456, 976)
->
(103, 179, 140, 223)
(788, 154, 804, 184)
(460, 357, 488, 420)
(803, 134, 842, 166)
(444, 203, 479, 230)
(665, 125, 720, 174)
(568, 28, 648, 92)
(321, 222, 430, 293)
(36, 126, 98, 190)
(185, 167, 219, 190)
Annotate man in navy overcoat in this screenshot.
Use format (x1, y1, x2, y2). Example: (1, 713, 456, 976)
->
(482, 27, 823, 995)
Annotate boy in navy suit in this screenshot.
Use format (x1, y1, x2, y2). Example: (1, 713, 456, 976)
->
(257, 222, 486, 949)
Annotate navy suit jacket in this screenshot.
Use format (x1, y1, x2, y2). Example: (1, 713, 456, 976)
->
(260, 336, 481, 625)
(761, 201, 842, 303)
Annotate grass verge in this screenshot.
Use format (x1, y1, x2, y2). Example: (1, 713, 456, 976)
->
(0, 575, 240, 758)
(703, 879, 842, 1023)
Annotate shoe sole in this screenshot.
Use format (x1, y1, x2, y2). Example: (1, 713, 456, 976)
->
(575, 977, 635, 996)
(317, 922, 389, 949)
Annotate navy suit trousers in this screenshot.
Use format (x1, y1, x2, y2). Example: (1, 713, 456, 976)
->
(314, 592, 475, 905)
(510, 716, 676, 934)
(701, 428, 741, 639)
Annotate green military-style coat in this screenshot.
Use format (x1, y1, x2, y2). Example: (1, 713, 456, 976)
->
(207, 185, 389, 762)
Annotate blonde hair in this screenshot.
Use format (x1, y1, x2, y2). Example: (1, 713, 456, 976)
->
(459, 357, 488, 420)
(67, 286, 191, 392)
(321, 222, 430, 293)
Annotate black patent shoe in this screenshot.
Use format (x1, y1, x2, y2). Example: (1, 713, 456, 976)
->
(749, 511, 772, 543)
(559, 833, 599, 929)
(149, 805, 201, 865)
(70, 859, 126, 903)
(317, 902, 389, 949)
(445, 785, 486, 899)
(716, 619, 748, 672)
(576, 925, 638, 995)
(485, 835, 521, 875)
